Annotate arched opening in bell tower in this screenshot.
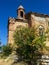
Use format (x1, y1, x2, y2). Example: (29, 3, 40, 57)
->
(20, 11, 23, 17)
(17, 5, 25, 19)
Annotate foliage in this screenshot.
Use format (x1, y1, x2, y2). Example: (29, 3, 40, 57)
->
(2, 45, 12, 56)
(0, 41, 2, 53)
(14, 27, 46, 65)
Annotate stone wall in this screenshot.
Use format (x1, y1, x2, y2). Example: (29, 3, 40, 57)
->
(8, 13, 49, 46)
(8, 18, 28, 45)
(31, 14, 49, 31)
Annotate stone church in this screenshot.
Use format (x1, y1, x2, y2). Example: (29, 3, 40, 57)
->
(8, 5, 49, 46)
(7, 5, 49, 65)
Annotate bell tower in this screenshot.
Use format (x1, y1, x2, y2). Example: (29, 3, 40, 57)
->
(8, 5, 28, 46)
(17, 5, 25, 19)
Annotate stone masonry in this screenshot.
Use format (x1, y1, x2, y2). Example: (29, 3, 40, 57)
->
(8, 5, 49, 46)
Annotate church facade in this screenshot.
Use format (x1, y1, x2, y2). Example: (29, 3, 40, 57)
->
(8, 5, 49, 46)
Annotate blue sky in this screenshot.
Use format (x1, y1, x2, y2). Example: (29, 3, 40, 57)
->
(0, 0, 49, 45)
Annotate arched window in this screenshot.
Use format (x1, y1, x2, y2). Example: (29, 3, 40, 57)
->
(48, 21, 49, 26)
(20, 11, 23, 17)
(39, 26, 44, 36)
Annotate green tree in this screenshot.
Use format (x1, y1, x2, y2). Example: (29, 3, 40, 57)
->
(2, 45, 12, 56)
(0, 41, 2, 53)
(14, 27, 46, 65)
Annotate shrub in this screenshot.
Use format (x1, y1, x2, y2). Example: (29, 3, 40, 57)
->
(14, 27, 46, 65)
(2, 45, 12, 56)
